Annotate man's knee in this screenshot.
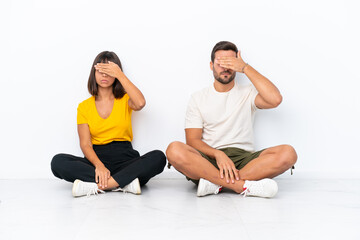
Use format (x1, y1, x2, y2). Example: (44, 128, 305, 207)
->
(166, 141, 188, 166)
(277, 145, 297, 169)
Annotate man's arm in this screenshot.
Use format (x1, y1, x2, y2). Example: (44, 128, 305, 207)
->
(185, 128, 240, 183)
(244, 64, 282, 109)
(216, 51, 282, 109)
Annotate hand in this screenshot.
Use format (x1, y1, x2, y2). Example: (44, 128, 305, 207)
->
(94, 61, 124, 79)
(214, 151, 240, 184)
(215, 51, 247, 73)
(95, 164, 111, 189)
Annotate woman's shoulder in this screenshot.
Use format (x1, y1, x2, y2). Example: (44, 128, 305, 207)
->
(115, 93, 129, 103)
(78, 96, 95, 110)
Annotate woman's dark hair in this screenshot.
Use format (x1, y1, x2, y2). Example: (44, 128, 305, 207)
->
(211, 41, 238, 63)
(88, 51, 126, 99)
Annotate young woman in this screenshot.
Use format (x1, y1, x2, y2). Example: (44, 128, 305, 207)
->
(51, 51, 166, 197)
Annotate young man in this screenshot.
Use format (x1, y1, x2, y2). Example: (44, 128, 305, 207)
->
(166, 41, 297, 198)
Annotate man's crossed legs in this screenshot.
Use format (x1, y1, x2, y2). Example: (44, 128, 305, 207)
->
(166, 142, 297, 198)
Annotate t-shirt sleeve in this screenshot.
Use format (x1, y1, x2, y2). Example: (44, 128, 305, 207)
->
(77, 103, 87, 124)
(250, 85, 259, 112)
(185, 95, 203, 129)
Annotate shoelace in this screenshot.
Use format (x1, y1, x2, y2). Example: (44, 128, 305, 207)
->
(111, 187, 128, 193)
(240, 187, 249, 197)
(86, 188, 105, 197)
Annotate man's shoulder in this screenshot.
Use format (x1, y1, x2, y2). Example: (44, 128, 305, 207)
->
(234, 82, 254, 91)
(190, 86, 212, 100)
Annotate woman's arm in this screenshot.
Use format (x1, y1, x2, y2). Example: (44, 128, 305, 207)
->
(78, 124, 110, 189)
(95, 62, 146, 111)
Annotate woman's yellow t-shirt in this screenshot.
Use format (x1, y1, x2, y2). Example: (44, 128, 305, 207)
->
(77, 94, 133, 145)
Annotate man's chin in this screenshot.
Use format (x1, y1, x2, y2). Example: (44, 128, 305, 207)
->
(216, 77, 234, 85)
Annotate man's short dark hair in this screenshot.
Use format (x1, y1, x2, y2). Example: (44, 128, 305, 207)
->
(88, 51, 126, 99)
(211, 41, 238, 63)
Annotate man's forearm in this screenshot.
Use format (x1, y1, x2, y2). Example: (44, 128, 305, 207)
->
(244, 65, 282, 106)
(186, 138, 222, 159)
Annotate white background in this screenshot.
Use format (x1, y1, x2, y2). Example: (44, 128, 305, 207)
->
(1, 0, 359, 179)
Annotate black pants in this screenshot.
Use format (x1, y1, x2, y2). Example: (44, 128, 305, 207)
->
(51, 141, 166, 188)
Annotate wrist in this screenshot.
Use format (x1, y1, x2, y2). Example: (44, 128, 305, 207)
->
(116, 71, 126, 81)
(241, 63, 249, 73)
(95, 162, 104, 169)
(214, 150, 225, 159)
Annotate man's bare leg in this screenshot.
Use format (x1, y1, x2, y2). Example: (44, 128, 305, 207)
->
(166, 142, 297, 193)
(166, 141, 245, 193)
(239, 145, 297, 180)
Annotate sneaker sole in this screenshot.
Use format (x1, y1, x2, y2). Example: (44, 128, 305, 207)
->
(134, 178, 141, 195)
(72, 179, 81, 197)
(196, 178, 205, 197)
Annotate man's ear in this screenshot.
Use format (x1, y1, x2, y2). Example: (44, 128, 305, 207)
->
(210, 61, 213, 71)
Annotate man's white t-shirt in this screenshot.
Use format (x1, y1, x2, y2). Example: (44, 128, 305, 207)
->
(185, 81, 258, 152)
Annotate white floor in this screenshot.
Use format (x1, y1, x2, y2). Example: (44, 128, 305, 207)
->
(0, 174, 359, 240)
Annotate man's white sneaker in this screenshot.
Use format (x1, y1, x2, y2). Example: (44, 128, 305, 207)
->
(241, 178, 278, 198)
(112, 178, 141, 195)
(197, 178, 222, 197)
(72, 179, 105, 197)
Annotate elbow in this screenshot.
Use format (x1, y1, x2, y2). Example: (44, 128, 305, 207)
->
(272, 94, 283, 107)
(133, 99, 146, 111)
(139, 99, 146, 109)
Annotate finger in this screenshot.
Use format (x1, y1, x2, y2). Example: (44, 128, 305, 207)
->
(219, 167, 224, 179)
(104, 175, 108, 188)
(234, 168, 240, 181)
(220, 64, 234, 69)
(224, 168, 230, 183)
(107, 171, 111, 179)
(94, 66, 107, 72)
(97, 69, 110, 74)
(96, 66, 111, 71)
(96, 62, 110, 66)
(102, 174, 106, 188)
(95, 173, 99, 183)
(217, 57, 236, 61)
(103, 174, 107, 188)
(100, 174, 105, 188)
(229, 167, 235, 183)
(217, 60, 233, 65)
(219, 63, 233, 67)
(97, 69, 113, 76)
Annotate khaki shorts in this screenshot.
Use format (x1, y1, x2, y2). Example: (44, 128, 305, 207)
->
(188, 147, 265, 185)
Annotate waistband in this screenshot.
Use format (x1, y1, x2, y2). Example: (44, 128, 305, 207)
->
(93, 141, 132, 150)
